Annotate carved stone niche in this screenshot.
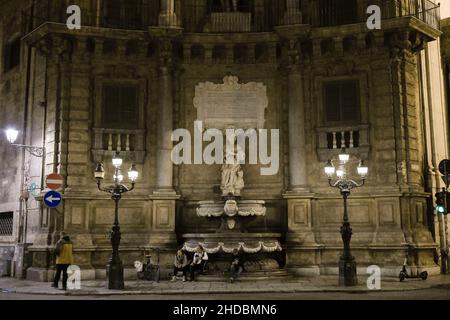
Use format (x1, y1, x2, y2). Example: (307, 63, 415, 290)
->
(193, 75, 268, 130)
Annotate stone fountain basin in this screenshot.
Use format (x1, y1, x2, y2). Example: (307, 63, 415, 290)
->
(182, 232, 282, 254)
(196, 200, 266, 217)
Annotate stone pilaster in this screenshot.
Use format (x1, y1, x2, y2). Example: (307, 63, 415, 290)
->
(387, 30, 438, 274)
(27, 35, 73, 281)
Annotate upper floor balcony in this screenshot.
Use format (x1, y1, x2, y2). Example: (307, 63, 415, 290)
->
(21, 0, 440, 36)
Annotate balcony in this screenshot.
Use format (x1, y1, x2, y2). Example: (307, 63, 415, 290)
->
(20, 1, 440, 39)
(21, 0, 161, 34)
(316, 125, 370, 162)
(91, 128, 146, 164)
(307, 0, 440, 30)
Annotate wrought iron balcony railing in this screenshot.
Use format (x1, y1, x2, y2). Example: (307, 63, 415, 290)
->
(21, 0, 440, 35)
(310, 0, 440, 29)
(22, 0, 161, 33)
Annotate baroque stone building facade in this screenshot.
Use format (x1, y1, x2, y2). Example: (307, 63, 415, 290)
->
(0, 0, 447, 281)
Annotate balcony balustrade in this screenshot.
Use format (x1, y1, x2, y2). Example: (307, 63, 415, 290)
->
(316, 125, 370, 161)
(92, 128, 146, 164)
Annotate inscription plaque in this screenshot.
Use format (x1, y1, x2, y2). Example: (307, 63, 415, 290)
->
(193, 75, 268, 130)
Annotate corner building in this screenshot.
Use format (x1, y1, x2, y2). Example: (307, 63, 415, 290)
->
(0, 0, 447, 281)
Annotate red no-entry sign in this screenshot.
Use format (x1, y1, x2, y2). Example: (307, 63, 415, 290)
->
(46, 173, 64, 191)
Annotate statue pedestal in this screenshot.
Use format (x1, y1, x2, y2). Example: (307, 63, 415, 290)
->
(197, 199, 266, 232)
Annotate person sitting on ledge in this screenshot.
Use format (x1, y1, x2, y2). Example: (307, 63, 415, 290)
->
(228, 248, 244, 283)
(172, 250, 188, 282)
(189, 245, 209, 282)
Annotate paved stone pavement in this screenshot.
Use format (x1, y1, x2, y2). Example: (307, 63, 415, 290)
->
(1, 275, 450, 297)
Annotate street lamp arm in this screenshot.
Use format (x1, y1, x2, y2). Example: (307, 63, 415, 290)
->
(12, 144, 45, 158)
(97, 182, 115, 194)
(329, 178, 365, 192)
(127, 183, 135, 193)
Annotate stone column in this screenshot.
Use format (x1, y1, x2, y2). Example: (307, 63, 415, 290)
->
(159, 0, 178, 27)
(148, 28, 182, 252)
(286, 43, 307, 192)
(281, 39, 318, 276)
(155, 41, 176, 193)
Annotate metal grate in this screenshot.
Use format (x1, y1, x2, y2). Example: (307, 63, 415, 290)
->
(0, 212, 13, 236)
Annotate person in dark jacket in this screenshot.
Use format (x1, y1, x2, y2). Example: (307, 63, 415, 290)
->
(51, 232, 74, 290)
(229, 249, 244, 283)
(172, 250, 188, 282)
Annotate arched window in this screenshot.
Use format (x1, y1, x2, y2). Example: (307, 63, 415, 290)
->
(3, 36, 21, 72)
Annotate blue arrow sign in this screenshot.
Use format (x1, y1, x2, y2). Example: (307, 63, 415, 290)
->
(44, 191, 62, 208)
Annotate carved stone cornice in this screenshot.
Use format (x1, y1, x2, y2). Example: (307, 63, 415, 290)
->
(278, 39, 304, 76)
(35, 35, 72, 63)
(158, 37, 174, 68)
(387, 29, 425, 60)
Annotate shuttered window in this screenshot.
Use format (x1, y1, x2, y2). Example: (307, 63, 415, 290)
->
(3, 37, 21, 72)
(0, 212, 13, 236)
(102, 85, 138, 128)
(324, 80, 360, 123)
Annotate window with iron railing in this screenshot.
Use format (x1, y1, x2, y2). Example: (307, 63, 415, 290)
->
(0, 212, 13, 236)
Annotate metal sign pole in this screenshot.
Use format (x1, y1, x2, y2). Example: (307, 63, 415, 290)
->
(438, 160, 450, 274)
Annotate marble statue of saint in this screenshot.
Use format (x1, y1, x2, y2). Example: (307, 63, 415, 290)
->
(221, 151, 244, 197)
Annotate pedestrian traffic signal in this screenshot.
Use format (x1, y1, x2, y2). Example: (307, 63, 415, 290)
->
(435, 191, 448, 215)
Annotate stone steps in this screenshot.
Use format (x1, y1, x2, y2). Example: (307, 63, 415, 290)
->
(195, 269, 293, 281)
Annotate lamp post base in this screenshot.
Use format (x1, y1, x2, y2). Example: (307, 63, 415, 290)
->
(338, 257, 358, 287)
(106, 261, 124, 290)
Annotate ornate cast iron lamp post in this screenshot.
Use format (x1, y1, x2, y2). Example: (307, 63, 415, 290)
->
(324, 149, 368, 286)
(95, 153, 139, 290)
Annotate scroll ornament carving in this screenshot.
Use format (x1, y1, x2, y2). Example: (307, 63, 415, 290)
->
(182, 241, 282, 254)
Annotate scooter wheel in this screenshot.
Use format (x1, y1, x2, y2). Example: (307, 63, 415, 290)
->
(420, 271, 428, 280)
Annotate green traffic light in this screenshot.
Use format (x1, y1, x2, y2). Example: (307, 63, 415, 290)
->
(437, 205, 445, 214)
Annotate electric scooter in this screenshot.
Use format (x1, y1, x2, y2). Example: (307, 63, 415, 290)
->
(399, 256, 428, 281)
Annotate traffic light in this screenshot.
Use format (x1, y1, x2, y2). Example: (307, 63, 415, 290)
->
(435, 191, 449, 215)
